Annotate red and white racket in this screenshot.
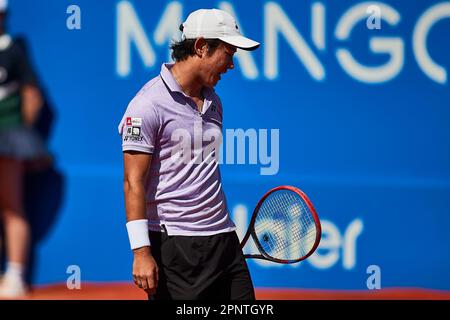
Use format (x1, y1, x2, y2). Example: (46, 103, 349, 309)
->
(240, 186, 322, 264)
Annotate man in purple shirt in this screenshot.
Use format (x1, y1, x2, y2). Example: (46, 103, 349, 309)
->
(119, 9, 259, 300)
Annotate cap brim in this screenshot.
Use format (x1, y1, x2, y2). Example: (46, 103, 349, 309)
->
(218, 35, 260, 51)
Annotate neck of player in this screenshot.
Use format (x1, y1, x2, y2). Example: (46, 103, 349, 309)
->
(171, 61, 204, 100)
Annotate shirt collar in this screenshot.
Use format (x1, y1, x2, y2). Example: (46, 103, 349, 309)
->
(160, 63, 184, 95)
(160, 63, 215, 113)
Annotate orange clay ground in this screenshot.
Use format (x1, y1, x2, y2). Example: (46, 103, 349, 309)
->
(2, 283, 449, 300)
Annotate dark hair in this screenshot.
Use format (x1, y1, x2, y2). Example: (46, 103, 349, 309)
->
(171, 25, 223, 62)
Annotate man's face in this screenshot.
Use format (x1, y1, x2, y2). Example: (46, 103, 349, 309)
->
(200, 42, 237, 88)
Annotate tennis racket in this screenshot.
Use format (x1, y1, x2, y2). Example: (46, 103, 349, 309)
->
(240, 186, 322, 264)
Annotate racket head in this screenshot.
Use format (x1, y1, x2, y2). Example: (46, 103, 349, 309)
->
(245, 186, 321, 264)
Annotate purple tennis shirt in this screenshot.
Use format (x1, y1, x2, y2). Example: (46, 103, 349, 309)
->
(118, 63, 236, 236)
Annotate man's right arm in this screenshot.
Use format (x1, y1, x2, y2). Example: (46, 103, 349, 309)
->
(123, 150, 158, 295)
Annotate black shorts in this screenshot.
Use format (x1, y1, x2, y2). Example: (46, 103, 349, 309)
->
(148, 230, 255, 300)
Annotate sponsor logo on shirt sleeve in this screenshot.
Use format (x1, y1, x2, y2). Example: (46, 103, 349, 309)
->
(126, 117, 142, 126)
(123, 118, 144, 142)
(132, 127, 141, 136)
(131, 118, 142, 126)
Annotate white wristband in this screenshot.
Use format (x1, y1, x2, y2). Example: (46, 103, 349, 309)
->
(126, 219, 151, 250)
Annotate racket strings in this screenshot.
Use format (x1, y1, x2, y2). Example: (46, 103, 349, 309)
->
(254, 190, 317, 261)
(257, 206, 315, 256)
(256, 192, 314, 241)
(256, 203, 315, 258)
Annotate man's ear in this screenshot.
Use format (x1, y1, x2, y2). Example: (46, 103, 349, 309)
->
(194, 38, 208, 57)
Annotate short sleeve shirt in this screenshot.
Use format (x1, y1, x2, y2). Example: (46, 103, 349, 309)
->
(118, 63, 235, 236)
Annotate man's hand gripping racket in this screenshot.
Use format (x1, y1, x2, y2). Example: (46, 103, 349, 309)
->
(240, 186, 322, 264)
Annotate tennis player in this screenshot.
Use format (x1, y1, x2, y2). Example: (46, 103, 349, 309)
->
(119, 9, 259, 300)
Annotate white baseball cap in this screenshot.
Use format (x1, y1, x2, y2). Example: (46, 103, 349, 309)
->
(0, 0, 7, 12)
(181, 9, 260, 51)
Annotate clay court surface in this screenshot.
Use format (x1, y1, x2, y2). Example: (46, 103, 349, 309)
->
(1, 283, 449, 300)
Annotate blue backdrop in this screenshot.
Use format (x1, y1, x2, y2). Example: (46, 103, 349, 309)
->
(7, 0, 450, 290)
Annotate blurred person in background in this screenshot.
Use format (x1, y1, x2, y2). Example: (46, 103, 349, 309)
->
(0, 0, 50, 298)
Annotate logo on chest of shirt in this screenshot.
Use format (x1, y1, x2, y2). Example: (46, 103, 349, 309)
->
(206, 105, 222, 127)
